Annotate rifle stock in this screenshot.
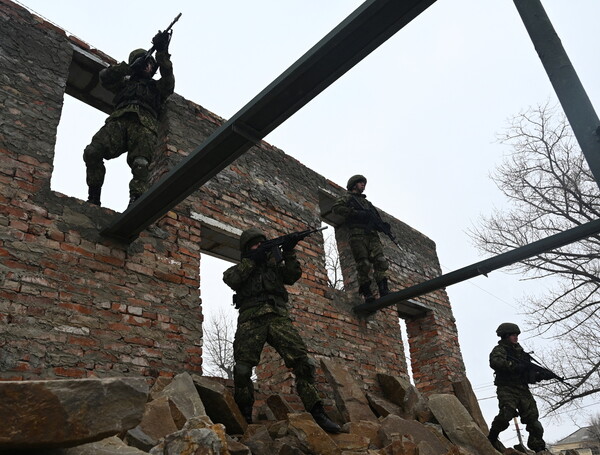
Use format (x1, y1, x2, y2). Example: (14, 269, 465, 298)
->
(244, 226, 327, 263)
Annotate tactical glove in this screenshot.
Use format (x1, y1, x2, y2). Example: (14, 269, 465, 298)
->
(152, 30, 171, 52)
(245, 246, 268, 264)
(281, 236, 299, 252)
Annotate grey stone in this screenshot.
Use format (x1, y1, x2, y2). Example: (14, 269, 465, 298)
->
(157, 372, 206, 424)
(0, 377, 148, 450)
(366, 392, 402, 418)
(378, 414, 452, 454)
(192, 374, 247, 434)
(124, 396, 179, 451)
(52, 436, 149, 454)
(320, 358, 377, 423)
(428, 394, 498, 455)
(266, 394, 295, 420)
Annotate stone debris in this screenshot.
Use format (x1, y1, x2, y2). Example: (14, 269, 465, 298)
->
(192, 374, 247, 434)
(2, 367, 501, 455)
(0, 377, 148, 450)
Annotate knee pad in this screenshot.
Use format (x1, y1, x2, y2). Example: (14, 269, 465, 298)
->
(374, 255, 389, 272)
(131, 157, 149, 178)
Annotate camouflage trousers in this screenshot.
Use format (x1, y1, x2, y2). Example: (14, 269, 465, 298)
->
(83, 113, 156, 198)
(490, 385, 545, 452)
(233, 313, 321, 412)
(349, 231, 388, 286)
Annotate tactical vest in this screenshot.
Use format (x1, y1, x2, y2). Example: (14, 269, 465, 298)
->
(113, 78, 161, 118)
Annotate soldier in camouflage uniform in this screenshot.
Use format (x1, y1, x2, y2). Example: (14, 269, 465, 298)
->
(223, 228, 341, 433)
(83, 30, 175, 206)
(331, 175, 389, 303)
(488, 323, 549, 454)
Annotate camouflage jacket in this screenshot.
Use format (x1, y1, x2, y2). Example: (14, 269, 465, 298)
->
(100, 50, 175, 133)
(223, 251, 302, 323)
(489, 340, 528, 387)
(332, 191, 380, 236)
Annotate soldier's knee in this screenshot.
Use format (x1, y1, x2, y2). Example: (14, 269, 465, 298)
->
(356, 258, 371, 275)
(131, 157, 149, 179)
(234, 362, 253, 384)
(83, 146, 102, 165)
(293, 357, 316, 381)
(374, 255, 388, 271)
(499, 405, 518, 421)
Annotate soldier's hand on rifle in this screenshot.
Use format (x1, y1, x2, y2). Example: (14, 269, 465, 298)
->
(282, 236, 299, 252)
(152, 30, 171, 52)
(245, 245, 268, 264)
(352, 209, 372, 223)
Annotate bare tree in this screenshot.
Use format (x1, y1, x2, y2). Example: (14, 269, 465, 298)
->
(203, 309, 236, 379)
(324, 232, 344, 290)
(469, 102, 600, 412)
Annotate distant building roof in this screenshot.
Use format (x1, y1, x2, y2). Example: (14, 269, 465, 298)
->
(554, 427, 597, 445)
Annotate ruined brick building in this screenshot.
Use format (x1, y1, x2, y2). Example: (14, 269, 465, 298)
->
(0, 0, 477, 415)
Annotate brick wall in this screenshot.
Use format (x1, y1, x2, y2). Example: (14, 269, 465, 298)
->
(0, 0, 466, 397)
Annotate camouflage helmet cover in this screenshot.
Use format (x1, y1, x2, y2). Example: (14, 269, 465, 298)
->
(346, 174, 367, 191)
(240, 228, 266, 253)
(496, 322, 521, 338)
(128, 48, 148, 65)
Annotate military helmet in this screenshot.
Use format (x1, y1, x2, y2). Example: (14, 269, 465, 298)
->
(346, 174, 367, 191)
(496, 322, 521, 338)
(240, 228, 266, 253)
(128, 48, 148, 65)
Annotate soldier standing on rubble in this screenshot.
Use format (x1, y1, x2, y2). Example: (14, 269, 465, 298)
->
(488, 323, 551, 455)
(223, 227, 341, 434)
(83, 29, 175, 207)
(331, 175, 390, 304)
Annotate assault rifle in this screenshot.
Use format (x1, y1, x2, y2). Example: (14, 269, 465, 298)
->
(507, 353, 565, 384)
(244, 226, 328, 263)
(131, 13, 182, 71)
(347, 197, 402, 249)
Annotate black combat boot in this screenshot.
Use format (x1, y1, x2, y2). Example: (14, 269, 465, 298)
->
(358, 282, 375, 304)
(377, 278, 390, 297)
(128, 193, 141, 207)
(87, 186, 101, 206)
(487, 431, 504, 452)
(310, 403, 341, 434)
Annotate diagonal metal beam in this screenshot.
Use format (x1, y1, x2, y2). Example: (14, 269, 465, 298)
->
(101, 0, 437, 242)
(513, 0, 600, 190)
(354, 219, 600, 315)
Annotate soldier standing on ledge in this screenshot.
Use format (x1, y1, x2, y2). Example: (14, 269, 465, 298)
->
(223, 228, 341, 434)
(332, 175, 390, 304)
(83, 30, 175, 206)
(488, 323, 550, 454)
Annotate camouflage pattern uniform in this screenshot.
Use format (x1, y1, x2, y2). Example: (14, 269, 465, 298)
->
(83, 47, 175, 203)
(331, 175, 389, 299)
(489, 338, 546, 452)
(222, 229, 321, 416)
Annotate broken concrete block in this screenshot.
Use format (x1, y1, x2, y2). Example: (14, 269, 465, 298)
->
(321, 358, 377, 423)
(0, 377, 148, 450)
(192, 374, 247, 434)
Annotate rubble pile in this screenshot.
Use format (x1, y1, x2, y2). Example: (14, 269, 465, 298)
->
(0, 361, 504, 455)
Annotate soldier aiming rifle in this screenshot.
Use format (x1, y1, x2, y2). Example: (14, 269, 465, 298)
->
(223, 226, 341, 433)
(83, 13, 180, 207)
(487, 322, 554, 455)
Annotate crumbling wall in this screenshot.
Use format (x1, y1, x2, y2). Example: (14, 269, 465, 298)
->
(0, 0, 465, 398)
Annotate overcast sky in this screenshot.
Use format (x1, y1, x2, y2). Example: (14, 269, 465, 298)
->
(15, 0, 600, 444)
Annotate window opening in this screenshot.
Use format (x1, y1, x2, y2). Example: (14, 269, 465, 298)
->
(52, 95, 130, 212)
